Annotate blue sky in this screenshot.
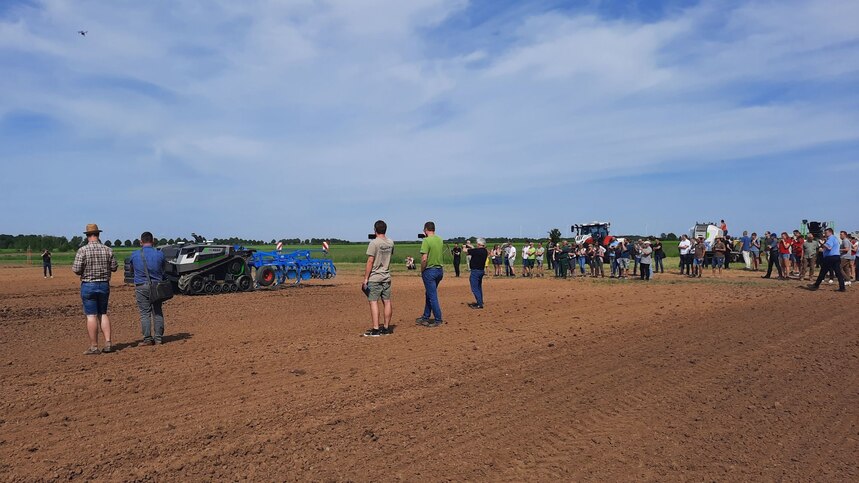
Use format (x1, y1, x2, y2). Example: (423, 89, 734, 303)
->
(1, 0, 857, 242)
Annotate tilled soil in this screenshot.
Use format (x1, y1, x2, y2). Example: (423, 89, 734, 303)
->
(1, 266, 857, 481)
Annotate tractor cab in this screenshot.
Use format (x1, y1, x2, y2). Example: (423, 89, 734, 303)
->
(572, 222, 612, 247)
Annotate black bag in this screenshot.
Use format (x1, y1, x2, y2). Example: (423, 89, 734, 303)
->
(140, 247, 173, 303)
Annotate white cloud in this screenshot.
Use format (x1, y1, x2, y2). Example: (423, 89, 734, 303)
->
(1, 0, 858, 238)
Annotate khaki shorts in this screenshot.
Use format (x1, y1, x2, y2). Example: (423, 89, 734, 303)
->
(367, 281, 391, 301)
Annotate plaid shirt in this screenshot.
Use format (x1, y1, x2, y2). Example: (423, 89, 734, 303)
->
(72, 241, 118, 282)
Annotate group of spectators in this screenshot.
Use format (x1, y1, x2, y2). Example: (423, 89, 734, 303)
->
(542, 239, 666, 281)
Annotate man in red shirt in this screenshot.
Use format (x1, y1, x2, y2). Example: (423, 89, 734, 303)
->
(791, 230, 804, 276)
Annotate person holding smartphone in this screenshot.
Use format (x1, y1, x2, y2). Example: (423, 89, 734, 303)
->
(462, 238, 488, 309)
(416, 221, 444, 327)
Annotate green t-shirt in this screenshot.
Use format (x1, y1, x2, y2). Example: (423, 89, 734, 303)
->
(528, 247, 536, 260)
(420, 235, 444, 268)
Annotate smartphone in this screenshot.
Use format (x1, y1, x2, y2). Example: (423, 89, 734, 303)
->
(417, 234, 426, 239)
(368, 234, 377, 240)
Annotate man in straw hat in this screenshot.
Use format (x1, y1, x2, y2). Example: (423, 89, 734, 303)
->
(72, 223, 118, 355)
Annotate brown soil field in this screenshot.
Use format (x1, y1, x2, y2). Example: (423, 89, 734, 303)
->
(1, 265, 857, 481)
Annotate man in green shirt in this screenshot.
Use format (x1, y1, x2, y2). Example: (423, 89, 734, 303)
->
(416, 221, 444, 327)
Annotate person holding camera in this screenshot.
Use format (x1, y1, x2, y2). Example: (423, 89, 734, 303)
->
(127, 232, 167, 346)
(463, 238, 488, 309)
(362, 220, 394, 337)
(416, 221, 444, 327)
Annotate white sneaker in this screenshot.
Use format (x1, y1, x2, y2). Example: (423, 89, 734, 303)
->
(846, 281, 853, 286)
(827, 279, 834, 284)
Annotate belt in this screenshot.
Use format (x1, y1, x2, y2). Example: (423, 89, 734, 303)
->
(82, 280, 108, 283)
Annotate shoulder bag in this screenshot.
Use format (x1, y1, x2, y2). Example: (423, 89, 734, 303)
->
(140, 248, 174, 303)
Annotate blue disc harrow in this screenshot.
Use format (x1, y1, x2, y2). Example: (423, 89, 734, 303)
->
(248, 249, 336, 288)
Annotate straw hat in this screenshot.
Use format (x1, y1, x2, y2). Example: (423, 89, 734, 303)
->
(83, 223, 102, 235)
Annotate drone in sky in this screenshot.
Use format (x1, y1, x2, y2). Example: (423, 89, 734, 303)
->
(77, 30, 87, 36)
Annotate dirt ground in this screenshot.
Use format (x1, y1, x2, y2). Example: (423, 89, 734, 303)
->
(1, 265, 857, 481)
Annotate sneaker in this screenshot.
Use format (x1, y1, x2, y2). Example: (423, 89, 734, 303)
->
(379, 326, 392, 335)
(101, 343, 114, 353)
(846, 281, 853, 286)
(363, 328, 381, 337)
(426, 320, 443, 327)
(805, 284, 819, 291)
(83, 346, 100, 355)
(468, 303, 483, 309)
(837, 288, 846, 292)
(154, 339, 163, 345)
(136, 340, 154, 347)
(827, 279, 833, 284)
(415, 317, 431, 326)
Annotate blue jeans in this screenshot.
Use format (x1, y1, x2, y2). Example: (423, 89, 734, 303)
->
(43, 262, 52, 277)
(81, 282, 110, 315)
(421, 267, 444, 320)
(577, 257, 586, 274)
(135, 285, 165, 342)
(469, 269, 485, 306)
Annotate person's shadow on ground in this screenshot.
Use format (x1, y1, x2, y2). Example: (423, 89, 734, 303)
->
(110, 332, 193, 352)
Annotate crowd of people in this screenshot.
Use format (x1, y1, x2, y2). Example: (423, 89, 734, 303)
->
(66, 220, 855, 349)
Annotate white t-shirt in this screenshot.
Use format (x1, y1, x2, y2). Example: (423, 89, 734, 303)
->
(508, 246, 516, 261)
(679, 239, 692, 255)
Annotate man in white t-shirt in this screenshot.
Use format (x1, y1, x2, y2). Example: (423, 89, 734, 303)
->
(508, 244, 517, 277)
(678, 235, 692, 275)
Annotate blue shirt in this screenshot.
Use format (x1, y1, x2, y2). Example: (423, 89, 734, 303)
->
(823, 235, 840, 257)
(740, 236, 750, 251)
(129, 246, 166, 284)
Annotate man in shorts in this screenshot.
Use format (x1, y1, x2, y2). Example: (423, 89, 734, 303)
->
(535, 242, 545, 277)
(363, 220, 394, 337)
(712, 236, 727, 276)
(526, 241, 536, 277)
(72, 223, 118, 355)
(840, 231, 855, 286)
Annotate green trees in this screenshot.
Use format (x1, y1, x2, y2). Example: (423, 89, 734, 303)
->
(548, 228, 562, 245)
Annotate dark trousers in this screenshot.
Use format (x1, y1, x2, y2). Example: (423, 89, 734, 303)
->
(814, 256, 845, 289)
(640, 263, 651, 280)
(654, 256, 664, 273)
(680, 254, 691, 274)
(469, 269, 484, 306)
(558, 257, 568, 278)
(547, 255, 554, 270)
(764, 251, 783, 278)
(504, 258, 511, 276)
(453, 257, 461, 277)
(43, 262, 52, 277)
(135, 286, 165, 342)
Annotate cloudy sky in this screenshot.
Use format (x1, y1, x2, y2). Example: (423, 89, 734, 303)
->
(1, 0, 857, 242)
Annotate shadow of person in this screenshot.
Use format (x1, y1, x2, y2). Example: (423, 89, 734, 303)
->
(161, 332, 193, 343)
(111, 332, 193, 352)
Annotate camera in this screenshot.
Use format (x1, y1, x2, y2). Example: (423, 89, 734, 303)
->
(368, 234, 377, 240)
(417, 233, 426, 239)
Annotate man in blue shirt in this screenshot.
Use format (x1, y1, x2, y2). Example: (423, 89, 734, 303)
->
(740, 231, 752, 270)
(808, 228, 846, 292)
(127, 232, 169, 345)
